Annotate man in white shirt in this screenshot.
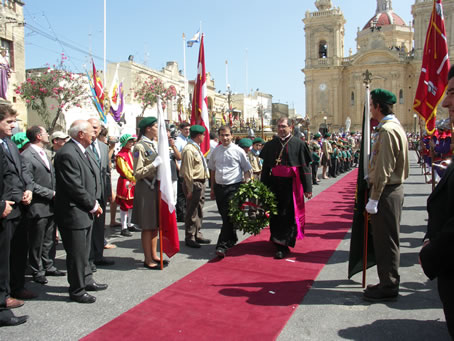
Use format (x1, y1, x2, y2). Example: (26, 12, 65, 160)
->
(208, 125, 252, 258)
(175, 122, 190, 222)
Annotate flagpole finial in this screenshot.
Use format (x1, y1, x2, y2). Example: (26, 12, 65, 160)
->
(363, 69, 372, 86)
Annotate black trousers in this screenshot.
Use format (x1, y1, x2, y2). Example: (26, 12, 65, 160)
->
(329, 158, 337, 177)
(8, 216, 28, 294)
(90, 206, 106, 263)
(28, 216, 57, 277)
(0, 219, 11, 306)
(214, 183, 241, 249)
(60, 225, 95, 297)
(311, 163, 318, 184)
(176, 175, 186, 220)
(438, 276, 454, 338)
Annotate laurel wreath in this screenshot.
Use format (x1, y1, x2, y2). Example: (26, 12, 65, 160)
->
(228, 180, 278, 235)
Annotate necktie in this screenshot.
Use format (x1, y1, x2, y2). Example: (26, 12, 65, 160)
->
(1, 139, 10, 156)
(39, 150, 50, 169)
(92, 142, 100, 163)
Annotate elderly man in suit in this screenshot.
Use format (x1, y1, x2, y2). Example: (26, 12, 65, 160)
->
(0, 104, 35, 302)
(0, 146, 28, 327)
(22, 126, 65, 285)
(87, 118, 114, 270)
(54, 120, 107, 304)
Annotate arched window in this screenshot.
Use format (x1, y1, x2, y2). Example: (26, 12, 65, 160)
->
(399, 89, 404, 104)
(351, 91, 355, 106)
(319, 40, 328, 58)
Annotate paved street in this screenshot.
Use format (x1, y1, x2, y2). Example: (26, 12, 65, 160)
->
(1, 151, 450, 340)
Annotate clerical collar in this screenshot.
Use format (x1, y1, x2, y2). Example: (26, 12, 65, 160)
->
(280, 133, 291, 141)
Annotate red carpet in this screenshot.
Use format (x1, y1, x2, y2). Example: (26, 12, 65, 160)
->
(83, 170, 358, 341)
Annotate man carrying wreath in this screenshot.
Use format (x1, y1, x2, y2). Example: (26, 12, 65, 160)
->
(260, 116, 312, 259)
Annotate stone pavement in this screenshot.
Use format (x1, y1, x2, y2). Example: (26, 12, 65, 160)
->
(1, 151, 450, 340)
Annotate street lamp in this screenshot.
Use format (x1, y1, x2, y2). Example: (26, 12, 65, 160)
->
(413, 113, 417, 134)
(226, 84, 232, 127)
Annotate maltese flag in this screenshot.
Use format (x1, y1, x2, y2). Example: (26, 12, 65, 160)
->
(187, 30, 200, 47)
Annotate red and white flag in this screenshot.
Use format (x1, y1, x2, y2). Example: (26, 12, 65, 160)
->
(413, 0, 450, 135)
(157, 98, 179, 258)
(190, 34, 210, 155)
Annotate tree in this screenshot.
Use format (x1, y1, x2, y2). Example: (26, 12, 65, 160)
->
(14, 55, 89, 133)
(134, 76, 176, 116)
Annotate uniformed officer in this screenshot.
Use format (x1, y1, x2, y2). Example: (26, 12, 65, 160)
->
(180, 125, 210, 248)
(131, 117, 167, 270)
(248, 137, 264, 180)
(364, 88, 409, 302)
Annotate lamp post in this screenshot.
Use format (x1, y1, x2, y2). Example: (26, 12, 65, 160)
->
(226, 84, 232, 127)
(413, 113, 417, 134)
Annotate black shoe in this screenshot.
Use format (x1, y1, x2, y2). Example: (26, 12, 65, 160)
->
(363, 284, 398, 302)
(196, 237, 211, 244)
(274, 247, 290, 259)
(85, 282, 108, 291)
(185, 239, 201, 248)
(215, 247, 226, 258)
(45, 269, 65, 277)
(70, 293, 96, 304)
(128, 225, 141, 232)
(0, 315, 28, 327)
(121, 229, 133, 237)
(33, 276, 48, 285)
(94, 258, 115, 266)
(144, 262, 168, 270)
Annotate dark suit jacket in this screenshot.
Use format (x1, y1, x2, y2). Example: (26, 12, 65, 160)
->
(89, 140, 111, 206)
(21, 145, 55, 219)
(0, 147, 12, 216)
(1, 138, 33, 220)
(420, 161, 454, 280)
(54, 139, 100, 230)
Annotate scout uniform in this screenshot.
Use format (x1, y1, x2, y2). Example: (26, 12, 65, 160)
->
(248, 137, 264, 180)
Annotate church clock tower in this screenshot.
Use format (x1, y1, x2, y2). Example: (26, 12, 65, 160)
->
(303, 1, 346, 132)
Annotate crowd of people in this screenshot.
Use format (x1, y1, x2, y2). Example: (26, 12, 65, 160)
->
(0, 75, 452, 336)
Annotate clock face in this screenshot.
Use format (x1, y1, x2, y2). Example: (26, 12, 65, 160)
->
(319, 83, 327, 91)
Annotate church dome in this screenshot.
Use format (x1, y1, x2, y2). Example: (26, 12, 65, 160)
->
(363, 10, 406, 30)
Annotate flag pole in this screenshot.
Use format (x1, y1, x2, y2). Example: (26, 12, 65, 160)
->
(362, 192, 369, 288)
(158, 182, 164, 270)
(103, 0, 107, 88)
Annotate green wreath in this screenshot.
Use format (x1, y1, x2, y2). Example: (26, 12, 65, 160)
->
(228, 180, 278, 235)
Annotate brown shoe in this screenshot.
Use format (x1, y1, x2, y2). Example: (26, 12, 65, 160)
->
(11, 289, 38, 300)
(6, 297, 24, 309)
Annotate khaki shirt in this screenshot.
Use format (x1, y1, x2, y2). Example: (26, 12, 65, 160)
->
(248, 150, 262, 175)
(132, 137, 158, 182)
(369, 120, 409, 200)
(322, 139, 333, 156)
(180, 142, 209, 193)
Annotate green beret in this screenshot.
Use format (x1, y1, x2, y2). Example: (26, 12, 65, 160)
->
(238, 138, 252, 148)
(190, 124, 206, 134)
(252, 137, 265, 145)
(371, 88, 397, 105)
(313, 133, 321, 139)
(120, 134, 136, 147)
(324, 133, 331, 138)
(11, 132, 29, 149)
(138, 116, 157, 129)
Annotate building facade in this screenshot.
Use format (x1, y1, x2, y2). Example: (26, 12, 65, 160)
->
(303, 0, 454, 133)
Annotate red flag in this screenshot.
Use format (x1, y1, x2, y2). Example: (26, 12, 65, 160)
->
(92, 60, 105, 110)
(160, 201, 179, 257)
(413, 0, 450, 135)
(190, 35, 210, 155)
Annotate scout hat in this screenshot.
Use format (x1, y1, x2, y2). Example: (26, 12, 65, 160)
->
(50, 131, 69, 142)
(11, 132, 29, 149)
(370, 88, 397, 105)
(120, 133, 136, 147)
(324, 133, 331, 138)
(313, 133, 321, 139)
(190, 125, 206, 134)
(138, 116, 157, 129)
(238, 138, 252, 148)
(252, 137, 265, 145)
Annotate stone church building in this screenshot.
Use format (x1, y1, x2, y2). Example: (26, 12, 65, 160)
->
(303, 0, 454, 133)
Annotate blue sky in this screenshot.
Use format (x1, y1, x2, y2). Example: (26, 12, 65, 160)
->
(24, 0, 416, 115)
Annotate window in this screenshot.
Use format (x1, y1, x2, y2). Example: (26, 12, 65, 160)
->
(399, 89, 404, 104)
(0, 39, 13, 69)
(351, 91, 355, 106)
(319, 40, 328, 58)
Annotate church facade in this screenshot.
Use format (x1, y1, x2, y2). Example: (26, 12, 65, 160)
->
(303, 0, 454, 133)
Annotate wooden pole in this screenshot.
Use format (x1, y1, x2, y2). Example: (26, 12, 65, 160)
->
(362, 189, 369, 288)
(158, 183, 164, 270)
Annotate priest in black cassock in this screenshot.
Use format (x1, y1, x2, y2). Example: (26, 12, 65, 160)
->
(260, 116, 313, 259)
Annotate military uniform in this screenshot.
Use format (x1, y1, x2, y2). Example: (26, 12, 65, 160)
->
(131, 136, 159, 230)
